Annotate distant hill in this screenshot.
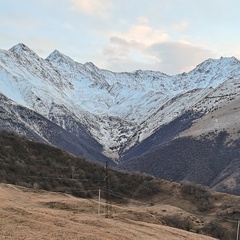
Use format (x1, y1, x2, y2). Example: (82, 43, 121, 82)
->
(0, 130, 161, 200)
(119, 131, 240, 195)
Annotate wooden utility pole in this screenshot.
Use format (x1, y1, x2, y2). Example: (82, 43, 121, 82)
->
(237, 220, 240, 240)
(71, 166, 75, 179)
(98, 188, 101, 217)
(105, 161, 109, 218)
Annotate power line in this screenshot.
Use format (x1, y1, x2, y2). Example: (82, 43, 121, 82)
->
(26, 175, 105, 182)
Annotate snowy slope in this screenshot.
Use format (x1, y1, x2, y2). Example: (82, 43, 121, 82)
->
(0, 93, 110, 164)
(1, 43, 240, 160)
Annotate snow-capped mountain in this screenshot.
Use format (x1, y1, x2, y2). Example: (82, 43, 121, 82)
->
(1, 43, 240, 162)
(0, 93, 110, 164)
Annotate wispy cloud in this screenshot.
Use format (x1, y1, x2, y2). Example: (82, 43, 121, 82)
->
(114, 19, 169, 46)
(1, 0, 238, 74)
(69, 0, 111, 18)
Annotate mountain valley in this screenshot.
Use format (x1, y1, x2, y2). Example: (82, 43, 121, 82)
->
(1, 43, 240, 194)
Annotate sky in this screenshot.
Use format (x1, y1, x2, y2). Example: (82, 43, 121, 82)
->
(0, 0, 240, 75)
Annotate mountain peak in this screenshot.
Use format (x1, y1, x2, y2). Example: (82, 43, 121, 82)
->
(216, 56, 240, 65)
(50, 49, 62, 56)
(192, 56, 240, 74)
(9, 43, 34, 55)
(227, 56, 240, 65)
(46, 49, 74, 64)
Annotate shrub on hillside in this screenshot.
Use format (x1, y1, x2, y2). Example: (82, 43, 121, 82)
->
(203, 220, 225, 239)
(181, 183, 212, 212)
(0, 131, 162, 203)
(162, 214, 193, 231)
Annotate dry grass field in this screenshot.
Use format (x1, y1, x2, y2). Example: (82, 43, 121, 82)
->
(0, 183, 217, 240)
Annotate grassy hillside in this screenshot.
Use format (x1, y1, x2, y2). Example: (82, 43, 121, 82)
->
(0, 130, 161, 201)
(0, 183, 217, 240)
(1, 130, 240, 239)
(119, 131, 240, 194)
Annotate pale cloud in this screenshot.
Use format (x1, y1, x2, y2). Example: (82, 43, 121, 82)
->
(0, 0, 229, 75)
(100, 21, 216, 74)
(69, 0, 111, 18)
(102, 31, 153, 67)
(102, 36, 160, 70)
(98, 21, 169, 71)
(148, 41, 217, 74)
(116, 23, 169, 46)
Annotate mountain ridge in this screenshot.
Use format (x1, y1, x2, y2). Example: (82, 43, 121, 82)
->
(2, 43, 240, 195)
(1, 43, 240, 160)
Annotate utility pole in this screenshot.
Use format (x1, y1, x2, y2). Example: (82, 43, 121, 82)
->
(237, 220, 240, 240)
(71, 166, 75, 179)
(98, 188, 101, 217)
(105, 161, 109, 218)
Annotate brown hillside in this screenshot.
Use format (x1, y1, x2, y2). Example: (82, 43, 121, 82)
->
(1, 131, 240, 239)
(0, 184, 217, 240)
